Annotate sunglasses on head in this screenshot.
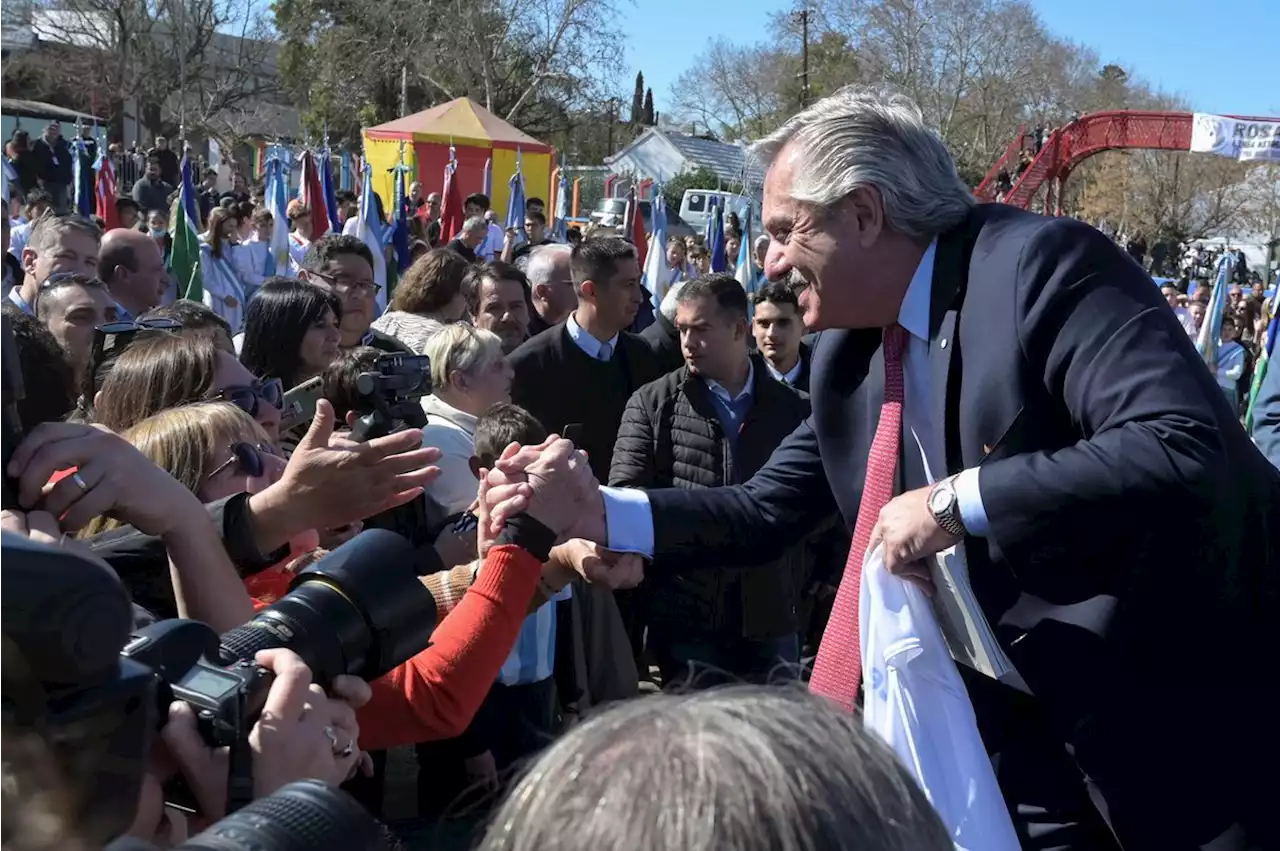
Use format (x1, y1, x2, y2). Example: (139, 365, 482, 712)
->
(214, 378, 284, 418)
(85, 317, 185, 400)
(206, 441, 275, 480)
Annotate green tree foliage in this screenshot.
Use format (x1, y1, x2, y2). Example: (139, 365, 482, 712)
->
(662, 166, 726, 211)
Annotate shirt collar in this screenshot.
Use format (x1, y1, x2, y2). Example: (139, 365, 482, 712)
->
(422, 394, 479, 435)
(897, 239, 938, 342)
(566, 312, 618, 359)
(704, 358, 755, 404)
(763, 356, 802, 385)
(7, 286, 33, 315)
(114, 302, 134, 323)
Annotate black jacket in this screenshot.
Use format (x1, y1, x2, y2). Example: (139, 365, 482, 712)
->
(90, 493, 287, 618)
(609, 358, 812, 639)
(640, 311, 684, 375)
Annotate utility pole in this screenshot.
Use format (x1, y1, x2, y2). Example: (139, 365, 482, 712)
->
(792, 7, 811, 108)
(399, 65, 408, 117)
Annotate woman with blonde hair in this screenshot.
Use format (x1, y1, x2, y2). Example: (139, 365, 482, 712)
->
(419, 323, 513, 514)
(83, 401, 305, 613)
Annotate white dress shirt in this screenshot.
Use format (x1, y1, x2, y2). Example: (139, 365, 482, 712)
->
(600, 240, 989, 554)
(762, 355, 803, 386)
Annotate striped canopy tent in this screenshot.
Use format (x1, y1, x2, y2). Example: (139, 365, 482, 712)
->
(362, 98, 553, 225)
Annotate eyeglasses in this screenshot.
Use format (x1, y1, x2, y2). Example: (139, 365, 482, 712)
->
(85, 317, 184, 400)
(206, 441, 276, 480)
(213, 378, 284, 419)
(309, 269, 382, 297)
(35, 272, 108, 311)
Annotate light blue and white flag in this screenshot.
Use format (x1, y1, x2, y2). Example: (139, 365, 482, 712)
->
(505, 153, 526, 248)
(264, 145, 292, 277)
(643, 190, 671, 308)
(1196, 252, 1237, 367)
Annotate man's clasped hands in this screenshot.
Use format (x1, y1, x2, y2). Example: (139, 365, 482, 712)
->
(475, 434, 646, 590)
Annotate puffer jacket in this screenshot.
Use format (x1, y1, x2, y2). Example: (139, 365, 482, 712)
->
(609, 357, 812, 639)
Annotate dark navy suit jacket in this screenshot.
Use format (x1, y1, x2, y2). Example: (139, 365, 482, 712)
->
(645, 204, 1280, 849)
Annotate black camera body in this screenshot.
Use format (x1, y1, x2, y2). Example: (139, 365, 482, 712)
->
(349, 352, 431, 441)
(3, 527, 438, 838)
(121, 618, 274, 749)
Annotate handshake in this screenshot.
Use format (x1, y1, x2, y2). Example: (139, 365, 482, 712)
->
(475, 435, 644, 589)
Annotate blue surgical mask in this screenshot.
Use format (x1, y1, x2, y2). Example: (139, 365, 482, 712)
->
(150, 227, 167, 238)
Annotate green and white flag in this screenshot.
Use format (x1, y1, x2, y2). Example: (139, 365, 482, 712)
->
(169, 152, 203, 301)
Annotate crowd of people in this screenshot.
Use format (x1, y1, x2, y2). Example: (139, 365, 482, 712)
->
(1, 148, 856, 848)
(3, 85, 1279, 851)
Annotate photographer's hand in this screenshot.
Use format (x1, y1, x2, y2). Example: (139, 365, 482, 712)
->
(162, 649, 366, 820)
(248, 400, 441, 553)
(6, 421, 207, 535)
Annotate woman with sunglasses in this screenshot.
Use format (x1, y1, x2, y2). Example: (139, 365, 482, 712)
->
(88, 400, 608, 758)
(92, 331, 283, 443)
(82, 401, 306, 611)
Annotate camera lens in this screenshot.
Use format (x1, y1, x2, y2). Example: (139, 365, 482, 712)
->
(176, 779, 391, 850)
(216, 529, 437, 686)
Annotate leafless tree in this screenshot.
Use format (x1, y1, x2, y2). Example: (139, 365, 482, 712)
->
(18, 0, 277, 140)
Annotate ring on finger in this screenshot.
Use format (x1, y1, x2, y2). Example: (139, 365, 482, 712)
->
(339, 739, 355, 758)
(322, 725, 339, 752)
(71, 472, 89, 492)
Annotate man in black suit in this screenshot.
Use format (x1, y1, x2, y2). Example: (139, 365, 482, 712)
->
(750, 281, 812, 391)
(487, 88, 1280, 851)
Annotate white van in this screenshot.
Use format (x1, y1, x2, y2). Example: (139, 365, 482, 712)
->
(679, 189, 760, 234)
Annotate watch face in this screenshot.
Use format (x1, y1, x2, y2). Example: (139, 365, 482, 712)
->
(929, 486, 952, 514)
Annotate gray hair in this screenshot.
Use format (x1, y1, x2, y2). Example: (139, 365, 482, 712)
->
(423, 323, 504, 390)
(478, 686, 952, 851)
(751, 86, 975, 238)
(524, 243, 572, 287)
(659, 280, 686, 320)
(462, 215, 488, 236)
(26, 214, 102, 256)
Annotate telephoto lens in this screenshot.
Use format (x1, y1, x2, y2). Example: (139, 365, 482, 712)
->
(176, 779, 394, 850)
(216, 529, 437, 686)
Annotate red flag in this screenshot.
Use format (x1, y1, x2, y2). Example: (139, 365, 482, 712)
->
(299, 152, 330, 237)
(439, 160, 463, 243)
(628, 187, 647, 270)
(95, 156, 120, 230)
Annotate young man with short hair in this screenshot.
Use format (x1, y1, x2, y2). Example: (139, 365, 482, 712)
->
(750, 281, 812, 391)
(300, 234, 406, 353)
(10, 215, 102, 315)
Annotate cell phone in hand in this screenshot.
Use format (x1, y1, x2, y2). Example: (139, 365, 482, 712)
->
(280, 376, 324, 431)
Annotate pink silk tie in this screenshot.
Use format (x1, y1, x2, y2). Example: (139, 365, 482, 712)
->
(809, 324, 908, 712)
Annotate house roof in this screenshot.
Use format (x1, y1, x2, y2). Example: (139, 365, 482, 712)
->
(608, 127, 765, 187)
(365, 97, 550, 151)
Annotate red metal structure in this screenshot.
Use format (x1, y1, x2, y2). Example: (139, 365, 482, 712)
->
(976, 111, 1205, 214)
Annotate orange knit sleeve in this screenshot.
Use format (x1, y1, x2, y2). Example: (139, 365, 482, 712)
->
(355, 545, 541, 751)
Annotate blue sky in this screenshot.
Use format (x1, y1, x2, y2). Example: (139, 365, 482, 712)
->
(621, 0, 1278, 120)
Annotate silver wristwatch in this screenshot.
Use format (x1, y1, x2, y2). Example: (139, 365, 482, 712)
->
(928, 475, 968, 537)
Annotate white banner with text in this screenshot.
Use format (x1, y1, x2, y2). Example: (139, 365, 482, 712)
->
(1190, 113, 1280, 162)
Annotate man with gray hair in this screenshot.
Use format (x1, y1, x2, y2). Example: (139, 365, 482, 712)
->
(524, 243, 575, 338)
(446, 215, 488, 263)
(476, 686, 952, 851)
(9, 214, 101, 315)
(493, 85, 1280, 850)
